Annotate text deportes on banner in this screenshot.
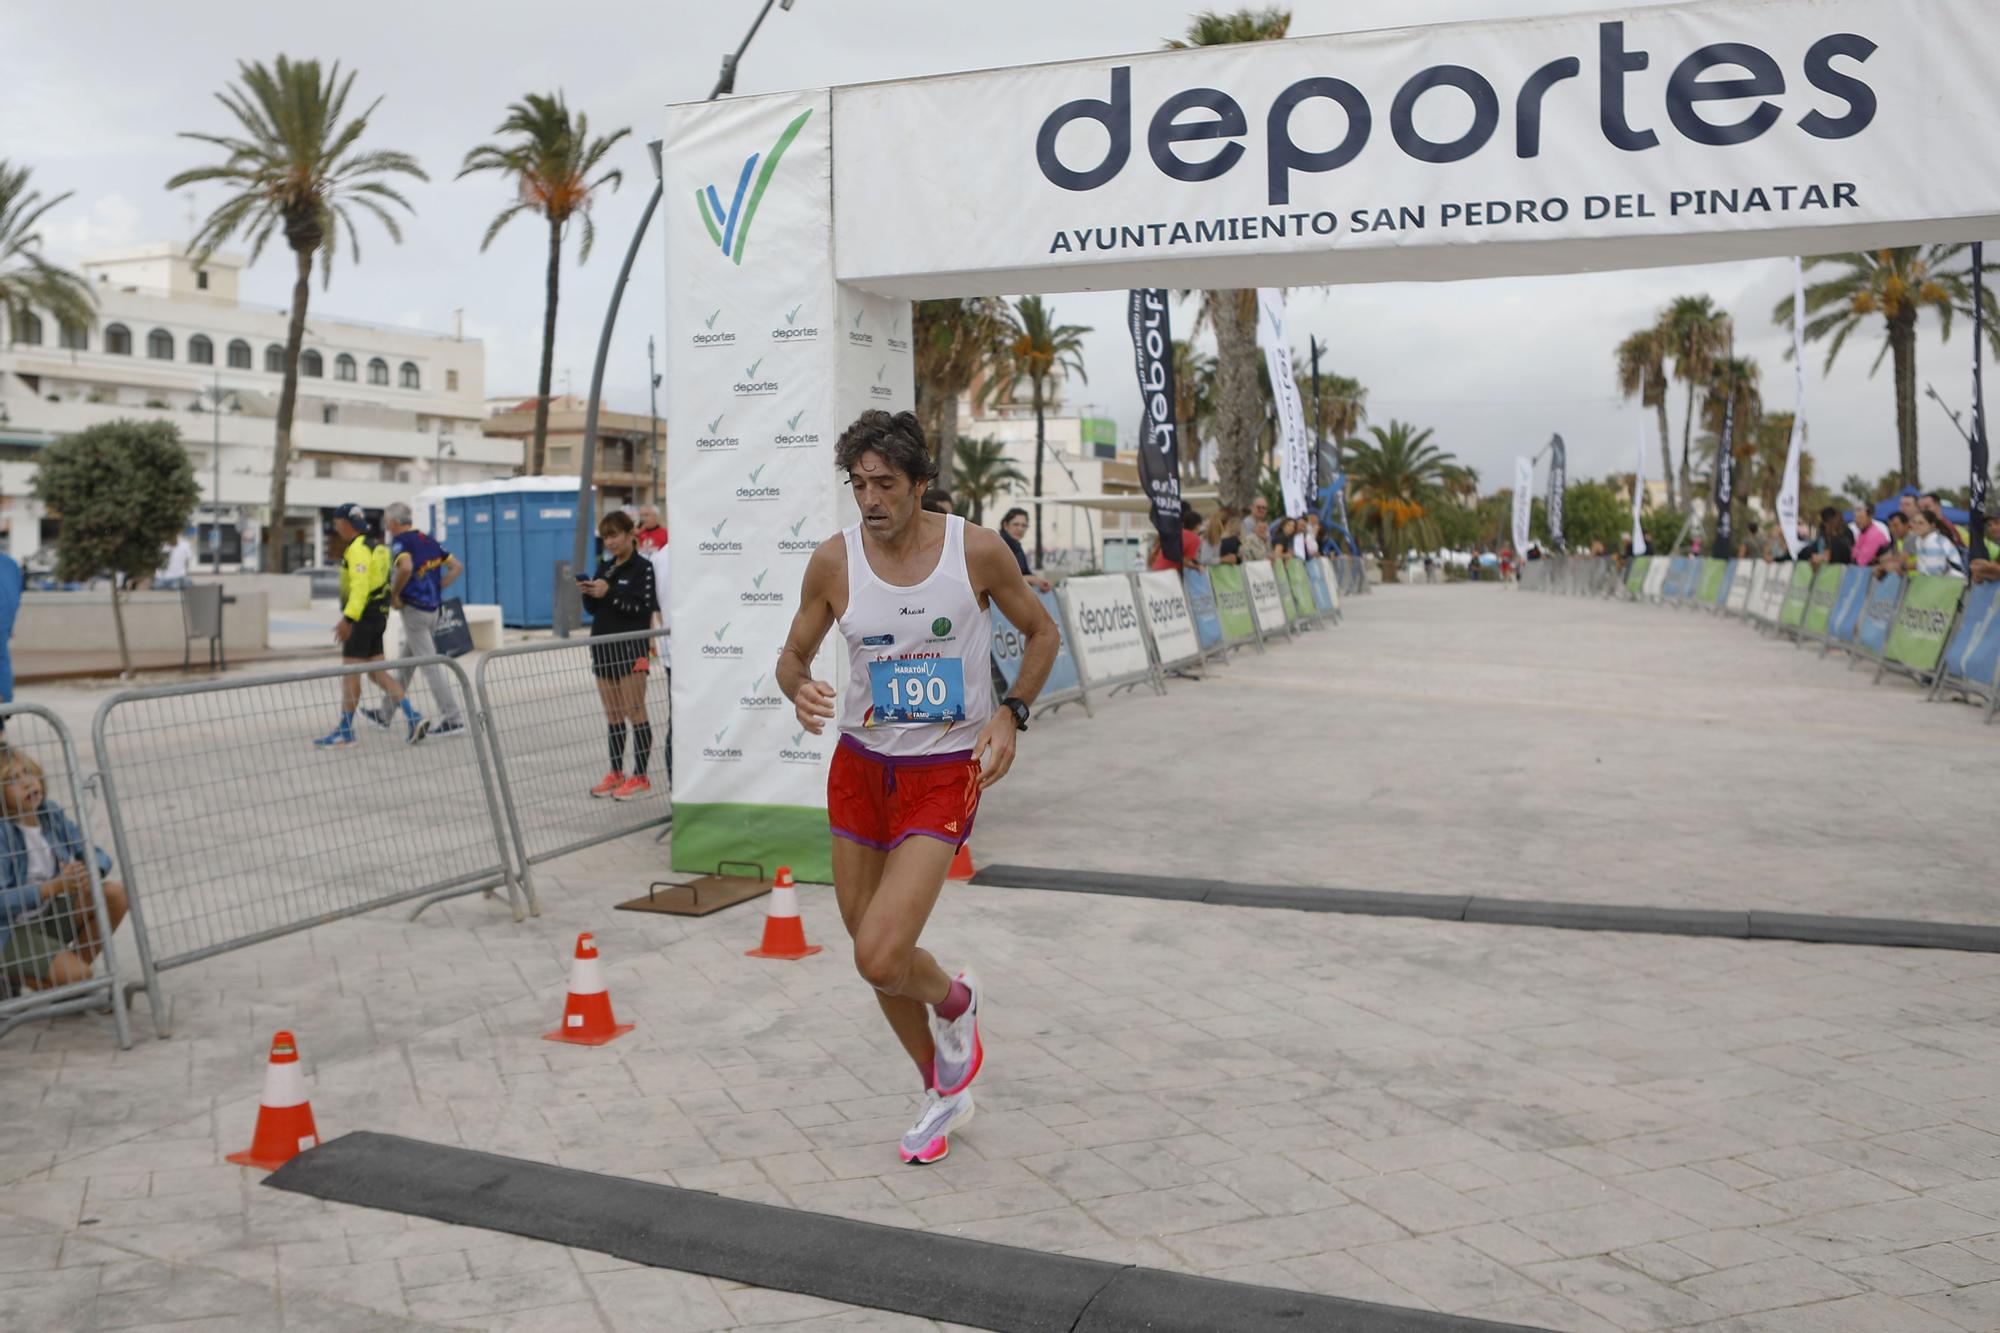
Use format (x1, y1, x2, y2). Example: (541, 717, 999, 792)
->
(1126, 289, 1183, 561)
(1136, 570, 1202, 665)
(1062, 575, 1153, 683)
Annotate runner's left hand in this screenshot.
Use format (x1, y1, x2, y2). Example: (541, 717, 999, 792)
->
(972, 712, 1017, 790)
(334, 619, 353, 644)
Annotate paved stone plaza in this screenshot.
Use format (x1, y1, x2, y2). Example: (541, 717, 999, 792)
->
(6, 583, 2000, 1331)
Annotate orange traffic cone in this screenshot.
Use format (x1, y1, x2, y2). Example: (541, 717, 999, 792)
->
(947, 843, 976, 881)
(227, 1031, 321, 1170)
(543, 933, 634, 1046)
(746, 868, 823, 960)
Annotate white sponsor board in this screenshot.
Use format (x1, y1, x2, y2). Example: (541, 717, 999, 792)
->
(1726, 562, 1754, 614)
(1643, 559, 1671, 601)
(1062, 574, 1153, 685)
(1313, 556, 1342, 612)
(1244, 561, 1286, 637)
(830, 0, 2000, 296)
(1135, 570, 1201, 668)
(664, 91, 913, 874)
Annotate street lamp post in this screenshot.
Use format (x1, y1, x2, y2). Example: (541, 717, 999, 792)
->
(560, 0, 800, 634)
(193, 368, 237, 574)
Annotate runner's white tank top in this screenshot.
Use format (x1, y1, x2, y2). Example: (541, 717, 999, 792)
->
(838, 514, 994, 757)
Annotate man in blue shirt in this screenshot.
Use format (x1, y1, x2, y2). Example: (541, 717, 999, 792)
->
(384, 503, 467, 738)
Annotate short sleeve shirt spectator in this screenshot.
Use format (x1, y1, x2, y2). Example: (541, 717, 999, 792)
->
(390, 530, 451, 612)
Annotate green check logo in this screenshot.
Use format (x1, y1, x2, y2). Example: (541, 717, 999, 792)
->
(706, 413, 724, 433)
(703, 309, 721, 330)
(786, 409, 804, 431)
(714, 725, 729, 744)
(851, 310, 865, 331)
(876, 364, 886, 382)
(753, 568, 769, 589)
(744, 357, 763, 378)
(711, 518, 728, 538)
(785, 303, 803, 324)
(695, 108, 813, 267)
(789, 515, 808, 536)
(752, 673, 767, 692)
(748, 463, 766, 483)
(791, 728, 806, 746)
(713, 622, 730, 642)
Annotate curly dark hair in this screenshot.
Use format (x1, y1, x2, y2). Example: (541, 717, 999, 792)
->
(834, 410, 936, 485)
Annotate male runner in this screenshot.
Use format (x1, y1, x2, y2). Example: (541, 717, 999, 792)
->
(777, 410, 1058, 1164)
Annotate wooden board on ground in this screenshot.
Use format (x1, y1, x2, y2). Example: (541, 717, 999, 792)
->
(617, 875, 769, 917)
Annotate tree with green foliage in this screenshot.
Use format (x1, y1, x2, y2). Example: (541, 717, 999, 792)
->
(987, 296, 1089, 565)
(1556, 480, 1630, 553)
(0, 161, 95, 345)
(1171, 339, 1216, 481)
(914, 298, 1009, 491)
(459, 93, 629, 477)
(1660, 295, 1732, 509)
(951, 436, 1027, 525)
(33, 421, 202, 676)
(169, 57, 426, 571)
(1615, 325, 1677, 510)
(1344, 420, 1458, 580)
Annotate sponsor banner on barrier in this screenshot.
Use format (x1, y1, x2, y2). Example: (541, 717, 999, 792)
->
(1244, 560, 1286, 634)
(1760, 561, 1791, 622)
(1856, 572, 1903, 656)
(1778, 563, 1814, 627)
(1883, 573, 1965, 673)
(1697, 559, 1727, 605)
(1305, 556, 1335, 614)
(1062, 574, 1153, 684)
(1209, 564, 1257, 643)
(1181, 567, 1225, 650)
(992, 587, 1082, 697)
(1943, 580, 2000, 692)
(1136, 570, 1202, 667)
(829, 0, 2000, 297)
(1626, 556, 1650, 596)
(1725, 562, 1753, 614)
(1643, 558, 1669, 600)
(1274, 558, 1303, 622)
(1827, 565, 1871, 643)
(1803, 565, 1842, 637)
(1284, 558, 1316, 621)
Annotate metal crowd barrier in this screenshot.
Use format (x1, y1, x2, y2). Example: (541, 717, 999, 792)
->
(475, 628, 674, 879)
(0, 704, 141, 1049)
(91, 656, 524, 1036)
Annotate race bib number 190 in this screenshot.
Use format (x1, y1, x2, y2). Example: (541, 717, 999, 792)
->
(868, 657, 966, 725)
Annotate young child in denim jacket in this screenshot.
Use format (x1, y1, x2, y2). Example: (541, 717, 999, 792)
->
(0, 750, 125, 992)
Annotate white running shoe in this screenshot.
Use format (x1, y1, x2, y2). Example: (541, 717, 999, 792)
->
(930, 970, 983, 1096)
(898, 1088, 975, 1165)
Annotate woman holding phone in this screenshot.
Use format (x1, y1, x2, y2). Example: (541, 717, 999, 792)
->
(580, 510, 660, 801)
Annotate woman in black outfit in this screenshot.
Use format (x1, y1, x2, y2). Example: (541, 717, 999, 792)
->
(580, 510, 659, 801)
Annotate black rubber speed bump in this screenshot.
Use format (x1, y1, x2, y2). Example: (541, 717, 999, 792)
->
(267, 1132, 1546, 1333)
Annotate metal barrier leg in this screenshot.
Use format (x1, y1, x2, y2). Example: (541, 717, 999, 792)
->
(462, 656, 536, 921)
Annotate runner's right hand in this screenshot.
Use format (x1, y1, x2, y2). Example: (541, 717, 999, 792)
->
(794, 680, 836, 734)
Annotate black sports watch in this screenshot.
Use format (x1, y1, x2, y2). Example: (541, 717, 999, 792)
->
(999, 696, 1030, 731)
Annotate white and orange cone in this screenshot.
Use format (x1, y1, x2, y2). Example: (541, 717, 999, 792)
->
(542, 933, 635, 1046)
(746, 868, 823, 960)
(227, 1030, 321, 1170)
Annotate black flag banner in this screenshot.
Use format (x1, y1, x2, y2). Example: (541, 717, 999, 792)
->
(1712, 384, 1737, 558)
(1973, 243, 1991, 563)
(1128, 289, 1183, 563)
(1546, 434, 1567, 553)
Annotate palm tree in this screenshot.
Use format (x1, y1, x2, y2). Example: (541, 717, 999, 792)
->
(1169, 8, 1291, 524)
(1750, 411, 1813, 515)
(987, 296, 1089, 565)
(460, 93, 628, 477)
(0, 162, 95, 345)
(1615, 325, 1677, 510)
(169, 58, 425, 573)
(1344, 420, 1458, 580)
(1171, 339, 1216, 481)
(1659, 295, 1731, 509)
(1775, 246, 2000, 488)
(914, 298, 1008, 491)
(952, 436, 1027, 525)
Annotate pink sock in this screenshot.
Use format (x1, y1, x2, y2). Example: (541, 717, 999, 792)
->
(919, 1058, 936, 1092)
(935, 978, 971, 1023)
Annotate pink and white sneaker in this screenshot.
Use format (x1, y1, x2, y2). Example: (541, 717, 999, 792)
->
(930, 970, 983, 1096)
(898, 1089, 975, 1165)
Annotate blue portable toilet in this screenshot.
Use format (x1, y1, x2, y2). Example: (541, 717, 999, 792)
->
(494, 496, 527, 625)
(464, 495, 497, 606)
(522, 487, 591, 628)
(439, 494, 466, 574)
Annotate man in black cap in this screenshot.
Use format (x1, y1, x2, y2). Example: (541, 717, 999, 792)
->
(316, 503, 427, 748)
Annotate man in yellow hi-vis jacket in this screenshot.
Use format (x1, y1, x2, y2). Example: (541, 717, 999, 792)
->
(315, 504, 429, 748)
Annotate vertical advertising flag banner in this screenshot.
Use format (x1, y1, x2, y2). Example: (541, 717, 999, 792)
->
(1512, 455, 1533, 557)
(1257, 289, 1312, 524)
(1971, 243, 1990, 558)
(1778, 258, 1808, 558)
(1631, 418, 1649, 556)
(663, 91, 912, 883)
(1127, 289, 1183, 560)
(1712, 375, 1738, 556)
(1545, 435, 1567, 553)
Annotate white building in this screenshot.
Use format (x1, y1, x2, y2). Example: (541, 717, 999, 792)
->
(0, 242, 517, 571)
(956, 380, 1143, 568)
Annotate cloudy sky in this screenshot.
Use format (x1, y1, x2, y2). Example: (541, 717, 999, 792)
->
(11, 0, 1986, 494)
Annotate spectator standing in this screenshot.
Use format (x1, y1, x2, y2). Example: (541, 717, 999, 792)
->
(1303, 514, 1323, 559)
(1877, 511, 1914, 575)
(1969, 516, 2000, 584)
(1919, 493, 1968, 549)
(1804, 507, 1855, 568)
(1150, 507, 1203, 570)
(644, 516, 672, 786)
(0, 750, 126, 993)
(0, 540, 18, 746)
(1851, 507, 1890, 568)
(921, 488, 955, 516)
(581, 511, 660, 801)
(634, 503, 668, 555)
(316, 504, 427, 749)
(1910, 510, 1966, 577)
(1237, 499, 1272, 562)
(384, 503, 468, 740)
(997, 508, 1051, 592)
(156, 531, 194, 590)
